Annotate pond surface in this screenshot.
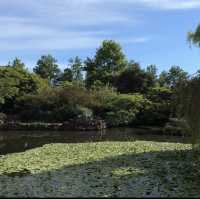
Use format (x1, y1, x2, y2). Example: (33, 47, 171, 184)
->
(0, 127, 188, 155)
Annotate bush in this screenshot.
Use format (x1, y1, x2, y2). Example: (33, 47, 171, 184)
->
(76, 106, 93, 120)
(14, 82, 173, 127)
(100, 94, 151, 127)
(0, 112, 7, 124)
(53, 105, 93, 122)
(135, 86, 173, 126)
(135, 102, 171, 126)
(17, 85, 95, 122)
(147, 86, 173, 103)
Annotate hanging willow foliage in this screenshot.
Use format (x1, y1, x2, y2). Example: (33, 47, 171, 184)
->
(178, 73, 200, 148)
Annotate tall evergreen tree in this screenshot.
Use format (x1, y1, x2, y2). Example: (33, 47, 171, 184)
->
(34, 55, 60, 84)
(84, 40, 127, 87)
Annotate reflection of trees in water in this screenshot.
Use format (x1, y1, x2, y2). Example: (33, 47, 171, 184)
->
(0, 128, 188, 155)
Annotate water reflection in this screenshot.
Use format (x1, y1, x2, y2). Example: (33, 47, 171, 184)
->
(0, 128, 188, 155)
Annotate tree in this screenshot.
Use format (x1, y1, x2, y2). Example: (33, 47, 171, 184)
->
(56, 56, 83, 86)
(0, 65, 42, 112)
(146, 65, 158, 85)
(146, 65, 157, 77)
(84, 40, 127, 87)
(179, 23, 200, 147)
(158, 71, 168, 87)
(188, 23, 200, 46)
(115, 61, 155, 93)
(33, 55, 60, 83)
(168, 66, 188, 89)
(178, 73, 200, 147)
(8, 58, 25, 69)
(69, 56, 83, 81)
(158, 66, 188, 89)
(57, 68, 73, 83)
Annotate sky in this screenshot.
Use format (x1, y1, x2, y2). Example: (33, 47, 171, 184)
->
(0, 0, 200, 74)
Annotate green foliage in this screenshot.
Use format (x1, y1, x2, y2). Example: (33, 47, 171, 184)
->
(136, 102, 171, 126)
(69, 56, 83, 81)
(0, 112, 7, 124)
(30, 73, 49, 92)
(178, 73, 200, 146)
(185, 23, 200, 147)
(57, 68, 73, 83)
(57, 56, 83, 86)
(136, 86, 173, 126)
(146, 64, 158, 86)
(0, 40, 190, 128)
(188, 24, 200, 46)
(147, 86, 173, 103)
(0, 65, 42, 111)
(115, 61, 155, 94)
(17, 84, 95, 122)
(168, 66, 188, 89)
(101, 93, 151, 127)
(76, 106, 93, 120)
(158, 71, 169, 87)
(84, 40, 127, 87)
(159, 66, 188, 89)
(8, 58, 25, 69)
(33, 55, 60, 83)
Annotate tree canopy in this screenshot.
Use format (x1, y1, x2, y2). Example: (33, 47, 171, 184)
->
(188, 24, 200, 46)
(84, 40, 127, 87)
(115, 61, 155, 94)
(0, 39, 192, 128)
(33, 55, 60, 83)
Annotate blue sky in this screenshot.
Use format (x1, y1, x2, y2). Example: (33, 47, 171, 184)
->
(1, 0, 200, 74)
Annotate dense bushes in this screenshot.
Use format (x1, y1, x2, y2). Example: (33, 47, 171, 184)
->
(100, 94, 151, 127)
(0, 113, 7, 124)
(0, 65, 48, 113)
(136, 86, 173, 126)
(135, 102, 171, 126)
(0, 40, 191, 129)
(9, 81, 174, 127)
(17, 84, 96, 122)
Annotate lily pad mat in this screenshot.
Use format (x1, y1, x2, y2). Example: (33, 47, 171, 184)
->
(0, 141, 199, 197)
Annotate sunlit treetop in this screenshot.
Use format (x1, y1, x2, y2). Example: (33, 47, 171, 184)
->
(188, 24, 200, 47)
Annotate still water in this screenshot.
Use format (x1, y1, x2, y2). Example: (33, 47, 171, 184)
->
(0, 128, 188, 155)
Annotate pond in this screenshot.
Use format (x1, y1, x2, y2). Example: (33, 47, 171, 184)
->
(0, 128, 196, 198)
(0, 127, 188, 155)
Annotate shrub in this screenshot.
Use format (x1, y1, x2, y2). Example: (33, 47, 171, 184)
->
(147, 86, 173, 103)
(53, 105, 93, 122)
(17, 84, 95, 122)
(0, 112, 7, 124)
(101, 94, 151, 127)
(135, 86, 173, 126)
(135, 102, 171, 126)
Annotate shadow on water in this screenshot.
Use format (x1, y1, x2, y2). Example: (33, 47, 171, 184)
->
(0, 127, 189, 155)
(0, 149, 199, 197)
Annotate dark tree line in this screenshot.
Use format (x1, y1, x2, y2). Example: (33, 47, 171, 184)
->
(0, 40, 192, 127)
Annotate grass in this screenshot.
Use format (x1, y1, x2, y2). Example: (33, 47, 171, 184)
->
(0, 140, 200, 197)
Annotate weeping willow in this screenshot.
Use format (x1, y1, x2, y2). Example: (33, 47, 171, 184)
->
(178, 73, 200, 148)
(188, 23, 200, 47)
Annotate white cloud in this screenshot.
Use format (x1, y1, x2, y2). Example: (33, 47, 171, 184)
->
(0, 33, 148, 51)
(0, 1, 146, 51)
(134, 0, 200, 10)
(1, 0, 198, 51)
